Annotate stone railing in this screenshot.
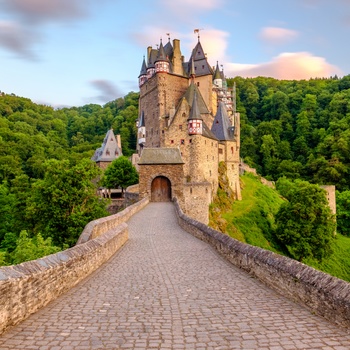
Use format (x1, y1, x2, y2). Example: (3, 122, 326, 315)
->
(0, 197, 149, 335)
(174, 199, 350, 328)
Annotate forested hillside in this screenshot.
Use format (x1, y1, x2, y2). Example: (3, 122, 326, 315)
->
(228, 75, 350, 190)
(0, 91, 139, 264)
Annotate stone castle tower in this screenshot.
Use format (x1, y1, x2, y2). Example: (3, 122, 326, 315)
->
(136, 36, 241, 223)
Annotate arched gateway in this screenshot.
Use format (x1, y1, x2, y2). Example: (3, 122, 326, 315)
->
(151, 176, 171, 202)
(138, 148, 184, 204)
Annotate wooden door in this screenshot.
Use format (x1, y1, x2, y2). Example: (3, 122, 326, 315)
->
(151, 176, 171, 202)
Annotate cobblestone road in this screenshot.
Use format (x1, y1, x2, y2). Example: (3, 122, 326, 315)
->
(0, 202, 349, 350)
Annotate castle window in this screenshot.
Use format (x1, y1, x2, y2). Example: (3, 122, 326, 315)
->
(181, 139, 185, 145)
(179, 125, 182, 130)
(219, 148, 223, 154)
(209, 170, 212, 176)
(197, 82, 200, 87)
(231, 146, 234, 154)
(162, 130, 164, 134)
(202, 65, 204, 69)
(216, 120, 219, 124)
(182, 113, 186, 119)
(171, 140, 174, 144)
(106, 149, 110, 156)
(190, 188, 192, 194)
(189, 139, 192, 144)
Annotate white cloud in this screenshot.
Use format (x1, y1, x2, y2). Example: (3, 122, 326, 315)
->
(226, 52, 342, 80)
(160, 0, 223, 11)
(260, 27, 299, 45)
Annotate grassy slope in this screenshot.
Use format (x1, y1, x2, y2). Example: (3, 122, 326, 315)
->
(211, 172, 350, 282)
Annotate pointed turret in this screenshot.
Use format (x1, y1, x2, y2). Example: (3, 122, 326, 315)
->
(137, 111, 146, 151)
(211, 102, 234, 141)
(155, 40, 170, 73)
(187, 92, 203, 135)
(138, 56, 148, 87)
(213, 61, 223, 88)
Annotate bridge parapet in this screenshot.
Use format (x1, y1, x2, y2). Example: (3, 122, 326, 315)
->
(174, 198, 350, 328)
(0, 197, 149, 335)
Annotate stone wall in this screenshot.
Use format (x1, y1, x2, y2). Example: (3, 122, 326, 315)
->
(173, 199, 350, 328)
(0, 198, 149, 335)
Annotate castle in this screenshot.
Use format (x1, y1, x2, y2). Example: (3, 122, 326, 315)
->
(136, 35, 241, 224)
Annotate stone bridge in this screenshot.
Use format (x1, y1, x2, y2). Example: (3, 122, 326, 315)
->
(0, 200, 349, 349)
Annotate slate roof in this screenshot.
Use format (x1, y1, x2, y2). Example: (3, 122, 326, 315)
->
(187, 92, 202, 121)
(213, 61, 221, 81)
(183, 82, 210, 114)
(211, 102, 234, 141)
(155, 41, 168, 62)
(139, 110, 145, 127)
(186, 41, 213, 77)
(139, 56, 147, 77)
(138, 148, 184, 165)
(91, 129, 123, 162)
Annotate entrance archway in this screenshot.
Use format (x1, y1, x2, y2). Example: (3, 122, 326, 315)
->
(151, 176, 171, 202)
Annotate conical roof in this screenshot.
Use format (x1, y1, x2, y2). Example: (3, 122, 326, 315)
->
(211, 102, 234, 141)
(155, 40, 168, 62)
(138, 56, 147, 77)
(213, 61, 221, 80)
(183, 81, 210, 114)
(187, 92, 202, 121)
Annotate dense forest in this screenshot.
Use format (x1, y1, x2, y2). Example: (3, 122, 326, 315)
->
(229, 75, 350, 191)
(1, 74, 350, 266)
(0, 91, 139, 264)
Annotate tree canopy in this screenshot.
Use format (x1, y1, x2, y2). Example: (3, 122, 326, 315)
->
(102, 156, 139, 194)
(274, 178, 336, 262)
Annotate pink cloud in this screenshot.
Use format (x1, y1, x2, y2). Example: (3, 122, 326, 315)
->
(226, 52, 342, 80)
(260, 27, 299, 45)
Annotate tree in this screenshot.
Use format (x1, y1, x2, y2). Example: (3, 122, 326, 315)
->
(102, 156, 138, 195)
(9, 231, 61, 265)
(336, 190, 350, 236)
(274, 178, 335, 262)
(26, 159, 109, 247)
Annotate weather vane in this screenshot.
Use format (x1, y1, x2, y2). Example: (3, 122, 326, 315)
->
(166, 33, 171, 42)
(194, 28, 204, 41)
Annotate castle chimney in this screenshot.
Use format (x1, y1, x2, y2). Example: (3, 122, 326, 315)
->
(172, 39, 183, 75)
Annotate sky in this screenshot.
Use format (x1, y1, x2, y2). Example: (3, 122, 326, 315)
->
(0, 0, 349, 108)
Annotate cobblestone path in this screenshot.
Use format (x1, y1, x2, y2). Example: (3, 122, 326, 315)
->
(0, 202, 349, 350)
